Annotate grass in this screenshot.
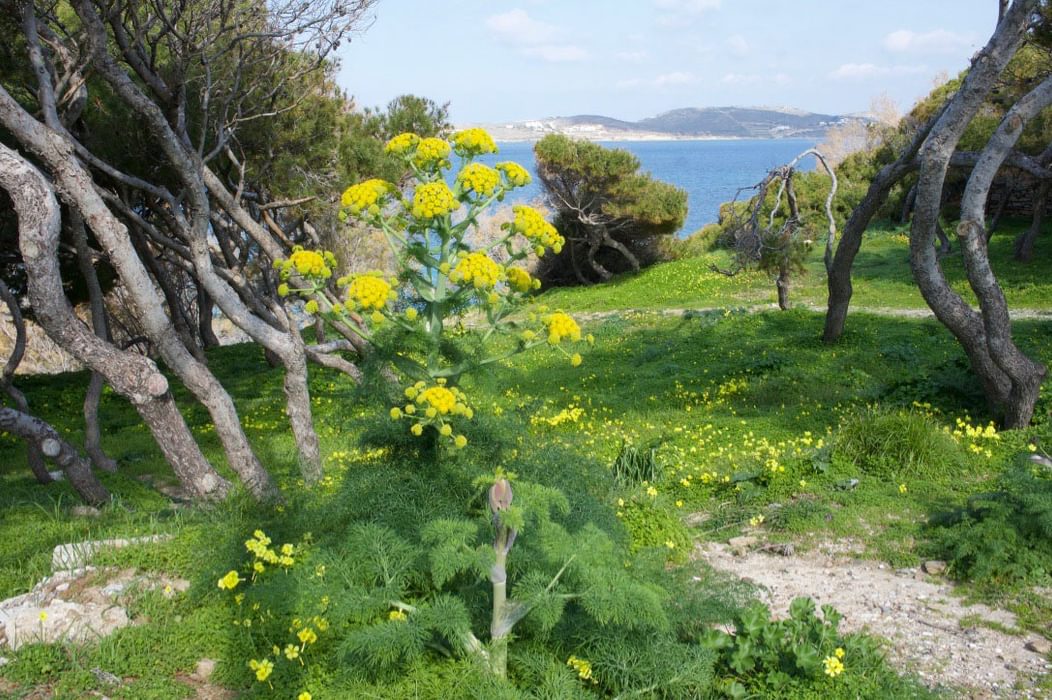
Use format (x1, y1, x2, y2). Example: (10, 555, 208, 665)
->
(2, 222, 1052, 697)
(539, 220, 1052, 313)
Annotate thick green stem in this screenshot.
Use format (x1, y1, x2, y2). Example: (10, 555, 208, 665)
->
(490, 547, 509, 677)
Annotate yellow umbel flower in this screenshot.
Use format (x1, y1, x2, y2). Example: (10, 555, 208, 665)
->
(496, 161, 531, 188)
(452, 128, 498, 157)
(511, 205, 564, 252)
(451, 252, 503, 289)
(506, 266, 538, 293)
(345, 274, 393, 311)
(217, 570, 242, 590)
(385, 132, 420, 155)
(280, 249, 333, 279)
(412, 181, 459, 219)
(456, 162, 501, 197)
(341, 178, 395, 216)
(412, 137, 452, 168)
(418, 386, 457, 415)
(543, 312, 581, 344)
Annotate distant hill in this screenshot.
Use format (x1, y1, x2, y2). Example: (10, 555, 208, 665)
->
(466, 106, 865, 142)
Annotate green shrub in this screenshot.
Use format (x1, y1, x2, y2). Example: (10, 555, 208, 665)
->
(611, 440, 659, 486)
(658, 223, 722, 260)
(832, 407, 967, 481)
(924, 461, 1052, 587)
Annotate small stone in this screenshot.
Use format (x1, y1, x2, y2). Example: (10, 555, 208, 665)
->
(91, 667, 121, 685)
(728, 536, 758, 554)
(1025, 638, 1051, 655)
(71, 506, 100, 518)
(191, 658, 217, 682)
(922, 560, 947, 576)
(0, 656, 7, 667)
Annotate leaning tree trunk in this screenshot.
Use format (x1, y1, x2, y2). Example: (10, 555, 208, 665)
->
(0, 64, 278, 499)
(0, 142, 231, 499)
(1014, 181, 1048, 261)
(955, 72, 1052, 427)
(0, 280, 51, 484)
(0, 407, 109, 505)
(909, 0, 1039, 426)
(71, 211, 119, 472)
(197, 283, 220, 349)
(75, 7, 322, 482)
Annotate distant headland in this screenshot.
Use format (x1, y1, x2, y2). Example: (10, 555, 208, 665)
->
(460, 106, 870, 142)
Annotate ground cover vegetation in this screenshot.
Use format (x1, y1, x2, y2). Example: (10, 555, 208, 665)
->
(2, 0, 1052, 698)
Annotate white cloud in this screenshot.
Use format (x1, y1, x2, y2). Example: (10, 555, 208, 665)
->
(883, 28, 975, 54)
(617, 50, 649, 62)
(721, 72, 760, 85)
(725, 34, 749, 57)
(617, 72, 697, 89)
(524, 45, 588, 62)
(654, 71, 697, 86)
(653, 0, 721, 14)
(829, 62, 928, 79)
(485, 9, 557, 46)
(485, 9, 586, 62)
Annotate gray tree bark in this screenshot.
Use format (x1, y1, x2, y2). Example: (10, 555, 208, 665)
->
(70, 212, 120, 473)
(0, 280, 51, 484)
(0, 142, 230, 499)
(0, 407, 110, 505)
(909, 0, 1041, 426)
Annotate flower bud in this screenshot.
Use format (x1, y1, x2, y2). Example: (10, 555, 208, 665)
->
(488, 478, 513, 513)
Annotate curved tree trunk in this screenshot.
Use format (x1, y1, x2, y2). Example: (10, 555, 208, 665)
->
(956, 73, 1052, 427)
(0, 280, 51, 484)
(75, 6, 321, 482)
(909, 0, 1038, 425)
(0, 407, 109, 505)
(71, 212, 120, 472)
(0, 142, 231, 500)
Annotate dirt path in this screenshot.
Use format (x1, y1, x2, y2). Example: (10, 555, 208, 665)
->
(573, 303, 1052, 323)
(697, 541, 1052, 698)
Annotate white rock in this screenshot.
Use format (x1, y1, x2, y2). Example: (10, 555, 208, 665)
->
(51, 535, 172, 571)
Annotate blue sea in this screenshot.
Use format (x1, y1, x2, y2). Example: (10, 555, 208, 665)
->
(476, 139, 818, 237)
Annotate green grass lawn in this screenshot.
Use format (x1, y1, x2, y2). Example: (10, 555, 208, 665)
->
(2, 226, 1051, 697)
(539, 221, 1052, 313)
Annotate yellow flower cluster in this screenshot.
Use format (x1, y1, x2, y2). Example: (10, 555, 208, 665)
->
(412, 137, 452, 168)
(543, 312, 581, 344)
(343, 273, 395, 312)
(456, 162, 501, 197)
(496, 161, 531, 188)
(395, 379, 472, 447)
(412, 181, 459, 219)
(823, 653, 845, 677)
(506, 266, 540, 293)
(385, 132, 420, 155)
(450, 252, 503, 289)
(511, 205, 564, 253)
(248, 658, 273, 682)
(244, 529, 295, 573)
(275, 248, 335, 282)
(567, 655, 597, 683)
(341, 178, 395, 216)
(388, 609, 408, 622)
(217, 570, 242, 590)
(452, 128, 498, 156)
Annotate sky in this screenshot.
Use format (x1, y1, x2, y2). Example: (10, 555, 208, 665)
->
(335, 1, 999, 124)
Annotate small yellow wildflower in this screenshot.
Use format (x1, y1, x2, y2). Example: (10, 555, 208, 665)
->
(405, 307, 418, 321)
(566, 655, 597, 683)
(248, 658, 274, 682)
(823, 655, 845, 677)
(454, 435, 468, 449)
(298, 693, 313, 700)
(297, 627, 318, 645)
(570, 353, 583, 367)
(389, 609, 408, 622)
(411, 423, 424, 436)
(898, 483, 908, 494)
(38, 610, 47, 622)
(835, 647, 845, 659)
(217, 570, 242, 590)
(304, 299, 319, 315)
(284, 644, 300, 661)
(749, 514, 765, 527)
(646, 486, 658, 497)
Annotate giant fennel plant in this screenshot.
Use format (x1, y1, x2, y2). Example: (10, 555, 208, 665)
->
(275, 128, 591, 449)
